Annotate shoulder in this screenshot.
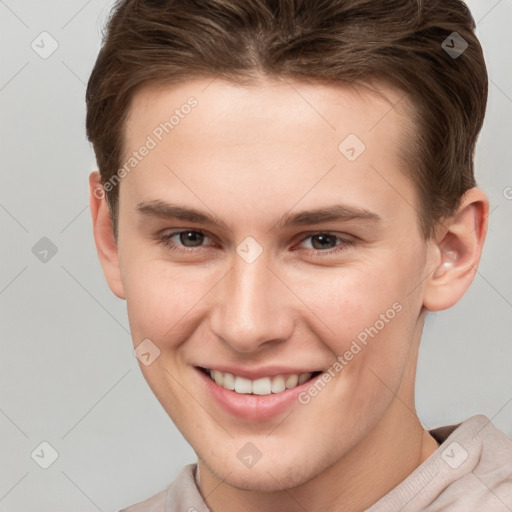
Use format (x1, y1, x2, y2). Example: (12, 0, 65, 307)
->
(368, 415, 512, 511)
(455, 414, 512, 467)
(119, 488, 167, 512)
(119, 464, 203, 512)
(427, 415, 512, 510)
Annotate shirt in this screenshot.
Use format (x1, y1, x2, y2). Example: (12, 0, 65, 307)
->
(120, 415, 512, 511)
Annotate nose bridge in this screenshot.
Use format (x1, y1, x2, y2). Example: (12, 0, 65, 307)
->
(210, 254, 293, 352)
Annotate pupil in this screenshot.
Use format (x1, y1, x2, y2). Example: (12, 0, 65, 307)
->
(180, 231, 204, 247)
(312, 234, 335, 250)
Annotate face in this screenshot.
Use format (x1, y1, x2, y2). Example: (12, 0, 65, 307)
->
(111, 77, 437, 491)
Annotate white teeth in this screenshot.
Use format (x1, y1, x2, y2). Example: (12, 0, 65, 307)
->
(252, 377, 272, 395)
(234, 376, 253, 394)
(285, 374, 298, 388)
(298, 373, 311, 385)
(222, 372, 235, 390)
(207, 369, 316, 395)
(212, 370, 224, 386)
(271, 375, 286, 393)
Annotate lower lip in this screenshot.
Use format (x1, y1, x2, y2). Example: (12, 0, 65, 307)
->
(195, 367, 319, 421)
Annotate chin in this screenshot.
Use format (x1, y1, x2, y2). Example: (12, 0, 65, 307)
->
(207, 456, 320, 492)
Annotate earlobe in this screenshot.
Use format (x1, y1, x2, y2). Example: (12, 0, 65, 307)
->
(423, 188, 489, 311)
(89, 171, 126, 299)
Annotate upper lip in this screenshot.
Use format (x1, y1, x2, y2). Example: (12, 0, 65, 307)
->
(197, 365, 324, 380)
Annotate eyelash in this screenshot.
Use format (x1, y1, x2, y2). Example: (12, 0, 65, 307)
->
(157, 230, 357, 255)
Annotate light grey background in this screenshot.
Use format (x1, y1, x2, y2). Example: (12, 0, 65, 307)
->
(1, 1, 511, 511)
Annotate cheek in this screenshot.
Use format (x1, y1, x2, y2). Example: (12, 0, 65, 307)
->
(292, 260, 413, 329)
(121, 257, 215, 346)
(288, 254, 423, 367)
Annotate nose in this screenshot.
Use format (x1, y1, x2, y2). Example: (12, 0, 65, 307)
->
(209, 253, 295, 354)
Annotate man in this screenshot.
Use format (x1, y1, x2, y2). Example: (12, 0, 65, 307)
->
(86, 0, 512, 510)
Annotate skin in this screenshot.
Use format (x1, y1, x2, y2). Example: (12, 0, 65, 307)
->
(89, 76, 488, 511)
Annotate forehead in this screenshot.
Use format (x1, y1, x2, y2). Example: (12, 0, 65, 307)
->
(121, 76, 417, 230)
(125, 76, 411, 150)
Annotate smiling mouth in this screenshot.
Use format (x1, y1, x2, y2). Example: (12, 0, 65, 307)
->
(198, 367, 322, 396)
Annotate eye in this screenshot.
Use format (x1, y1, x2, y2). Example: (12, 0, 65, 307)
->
(158, 230, 214, 251)
(297, 232, 356, 253)
(157, 229, 356, 256)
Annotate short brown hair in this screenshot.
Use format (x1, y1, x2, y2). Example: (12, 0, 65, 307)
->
(86, 0, 488, 240)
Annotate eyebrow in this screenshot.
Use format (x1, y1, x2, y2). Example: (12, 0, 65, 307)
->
(136, 200, 231, 231)
(273, 204, 381, 230)
(136, 200, 381, 231)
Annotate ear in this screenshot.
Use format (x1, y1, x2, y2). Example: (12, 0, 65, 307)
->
(423, 188, 489, 311)
(89, 171, 125, 299)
